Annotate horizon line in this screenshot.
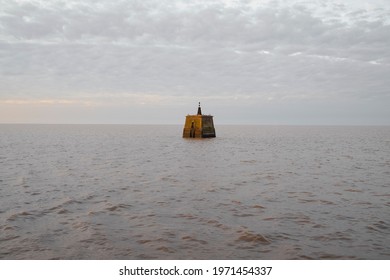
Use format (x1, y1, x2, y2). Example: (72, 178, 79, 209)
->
(1, 122, 389, 127)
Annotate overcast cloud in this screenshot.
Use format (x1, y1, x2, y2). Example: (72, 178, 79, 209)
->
(0, 0, 389, 124)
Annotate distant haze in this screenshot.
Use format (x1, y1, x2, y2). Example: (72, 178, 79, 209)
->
(1, 0, 389, 125)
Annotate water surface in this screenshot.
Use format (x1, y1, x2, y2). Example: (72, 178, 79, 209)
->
(0, 124, 389, 259)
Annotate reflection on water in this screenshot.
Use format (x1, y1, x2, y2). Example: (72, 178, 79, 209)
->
(0, 124, 389, 259)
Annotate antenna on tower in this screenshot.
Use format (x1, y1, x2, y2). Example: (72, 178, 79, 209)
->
(197, 102, 202, 115)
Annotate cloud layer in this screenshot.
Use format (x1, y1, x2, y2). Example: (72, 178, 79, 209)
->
(1, 0, 389, 124)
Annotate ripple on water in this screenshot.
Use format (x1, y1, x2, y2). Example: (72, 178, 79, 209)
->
(366, 220, 389, 233)
(236, 230, 271, 245)
(105, 203, 132, 212)
(6, 211, 34, 222)
(182, 235, 208, 245)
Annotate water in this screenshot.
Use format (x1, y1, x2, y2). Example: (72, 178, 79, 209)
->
(0, 124, 389, 259)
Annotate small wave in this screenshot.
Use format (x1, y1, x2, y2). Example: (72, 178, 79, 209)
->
(157, 246, 175, 253)
(236, 231, 270, 245)
(315, 253, 358, 260)
(204, 219, 229, 230)
(252, 204, 266, 209)
(240, 160, 257, 163)
(298, 255, 315, 260)
(298, 199, 318, 203)
(2, 225, 17, 231)
(182, 235, 208, 245)
(137, 239, 152, 244)
(352, 201, 372, 206)
(176, 213, 197, 220)
(263, 217, 278, 221)
(105, 203, 132, 212)
(57, 208, 69, 214)
(72, 221, 90, 232)
(0, 235, 20, 242)
(160, 176, 179, 183)
(366, 220, 388, 233)
(312, 231, 352, 242)
(320, 200, 336, 205)
(6, 211, 34, 222)
(233, 213, 256, 217)
(344, 188, 363, 193)
(60, 198, 83, 207)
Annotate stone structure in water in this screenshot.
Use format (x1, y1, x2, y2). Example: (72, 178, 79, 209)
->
(182, 103, 216, 138)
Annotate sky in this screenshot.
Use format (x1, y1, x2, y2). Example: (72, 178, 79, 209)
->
(0, 0, 389, 125)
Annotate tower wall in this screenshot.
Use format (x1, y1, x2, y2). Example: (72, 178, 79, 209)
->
(201, 115, 216, 137)
(182, 115, 216, 138)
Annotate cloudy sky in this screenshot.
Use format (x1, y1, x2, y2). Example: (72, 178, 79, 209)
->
(1, 0, 389, 124)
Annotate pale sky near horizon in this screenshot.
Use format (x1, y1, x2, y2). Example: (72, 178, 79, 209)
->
(1, 0, 389, 125)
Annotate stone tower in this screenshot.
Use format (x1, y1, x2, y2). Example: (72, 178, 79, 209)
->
(182, 103, 216, 138)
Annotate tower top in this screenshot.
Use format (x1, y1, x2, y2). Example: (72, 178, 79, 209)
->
(197, 102, 202, 115)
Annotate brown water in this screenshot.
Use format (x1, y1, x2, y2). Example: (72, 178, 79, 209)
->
(0, 124, 389, 259)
